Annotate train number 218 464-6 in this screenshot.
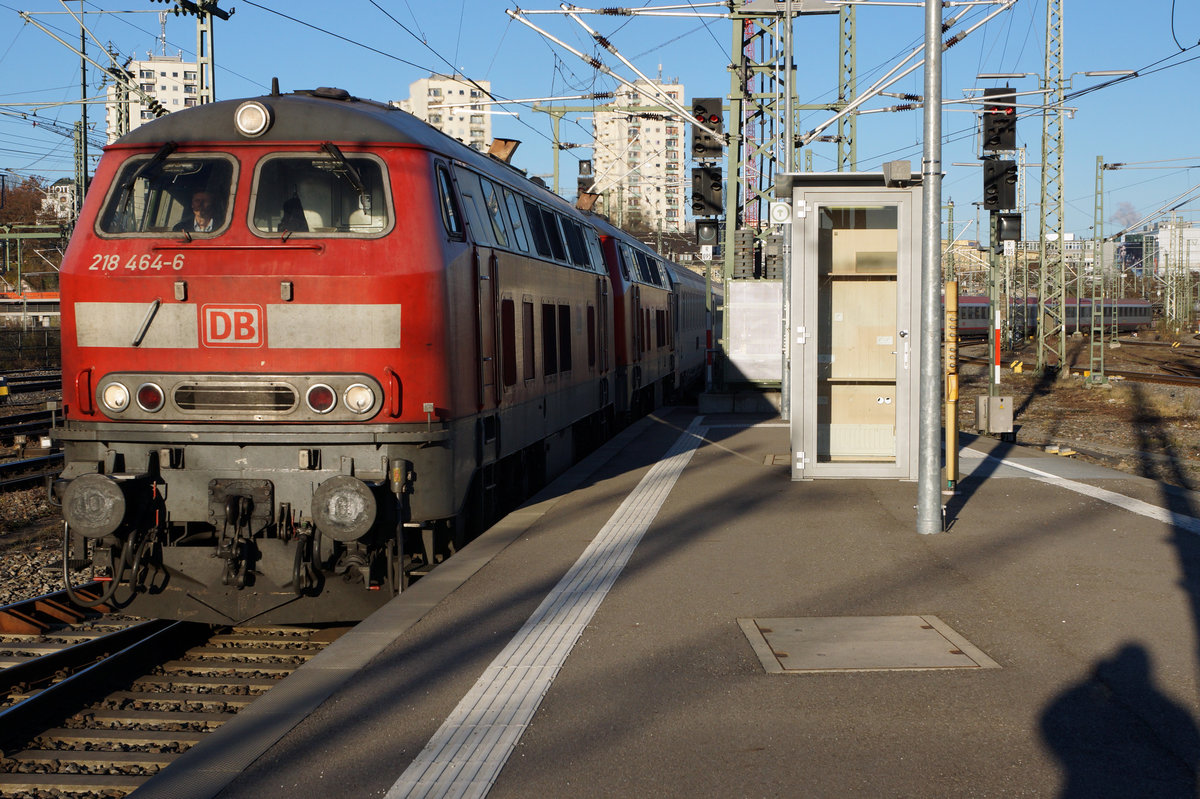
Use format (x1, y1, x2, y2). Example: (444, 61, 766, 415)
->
(89, 253, 186, 271)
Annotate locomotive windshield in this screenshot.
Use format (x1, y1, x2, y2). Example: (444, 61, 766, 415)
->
(251, 153, 390, 237)
(98, 153, 235, 236)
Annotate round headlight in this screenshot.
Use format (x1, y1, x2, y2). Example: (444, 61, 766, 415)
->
(306, 384, 336, 414)
(234, 100, 273, 138)
(102, 382, 130, 412)
(344, 383, 375, 414)
(136, 382, 165, 412)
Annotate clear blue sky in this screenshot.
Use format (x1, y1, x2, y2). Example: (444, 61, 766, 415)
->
(2, 0, 1198, 239)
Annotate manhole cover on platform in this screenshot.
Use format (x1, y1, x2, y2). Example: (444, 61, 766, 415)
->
(738, 615, 1000, 673)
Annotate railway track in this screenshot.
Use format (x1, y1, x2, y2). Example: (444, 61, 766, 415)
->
(2, 372, 60, 397)
(959, 337, 1200, 389)
(0, 452, 62, 491)
(0, 588, 340, 796)
(1104, 369, 1200, 388)
(0, 410, 57, 441)
(0, 404, 61, 491)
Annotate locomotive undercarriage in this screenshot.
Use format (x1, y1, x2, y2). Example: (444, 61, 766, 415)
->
(51, 421, 467, 625)
(51, 387, 621, 624)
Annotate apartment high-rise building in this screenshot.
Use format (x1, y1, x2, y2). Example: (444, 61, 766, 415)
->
(397, 75, 492, 152)
(105, 53, 199, 141)
(590, 78, 687, 234)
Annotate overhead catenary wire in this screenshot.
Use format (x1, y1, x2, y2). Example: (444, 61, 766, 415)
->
(506, 8, 725, 145)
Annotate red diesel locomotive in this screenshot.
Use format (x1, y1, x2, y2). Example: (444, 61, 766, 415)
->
(53, 86, 715, 624)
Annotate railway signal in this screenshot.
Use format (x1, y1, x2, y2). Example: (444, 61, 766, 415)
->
(981, 87, 1016, 151)
(994, 212, 1021, 253)
(691, 166, 722, 217)
(983, 158, 1017, 211)
(690, 98, 723, 162)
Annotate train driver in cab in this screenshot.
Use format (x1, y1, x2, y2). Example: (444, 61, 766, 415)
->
(174, 189, 222, 233)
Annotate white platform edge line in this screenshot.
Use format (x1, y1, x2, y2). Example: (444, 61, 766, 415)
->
(979, 451, 1200, 535)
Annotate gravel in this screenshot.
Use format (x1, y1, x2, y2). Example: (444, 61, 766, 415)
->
(0, 488, 67, 605)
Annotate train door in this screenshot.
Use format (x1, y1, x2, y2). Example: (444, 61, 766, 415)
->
(474, 250, 498, 407)
(451, 166, 502, 473)
(451, 166, 500, 412)
(596, 277, 609, 373)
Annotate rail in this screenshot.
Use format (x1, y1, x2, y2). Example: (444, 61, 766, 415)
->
(0, 452, 62, 490)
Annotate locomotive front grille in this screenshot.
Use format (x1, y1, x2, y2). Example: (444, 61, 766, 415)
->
(174, 382, 298, 413)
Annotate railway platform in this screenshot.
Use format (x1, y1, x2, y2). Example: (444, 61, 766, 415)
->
(137, 408, 1200, 798)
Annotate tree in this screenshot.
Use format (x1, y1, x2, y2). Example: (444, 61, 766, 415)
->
(0, 174, 64, 294)
(0, 174, 50, 226)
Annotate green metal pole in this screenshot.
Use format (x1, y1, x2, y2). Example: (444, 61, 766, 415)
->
(837, 6, 856, 171)
(1037, 0, 1066, 377)
(1087, 155, 1107, 385)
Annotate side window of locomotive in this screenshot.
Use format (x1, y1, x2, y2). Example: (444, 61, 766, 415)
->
(436, 165, 464, 238)
(502, 189, 530, 252)
(98, 154, 235, 236)
(450, 167, 493, 246)
(478, 178, 509, 248)
(250, 153, 390, 237)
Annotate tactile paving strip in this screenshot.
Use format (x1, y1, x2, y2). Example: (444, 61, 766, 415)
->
(387, 417, 709, 799)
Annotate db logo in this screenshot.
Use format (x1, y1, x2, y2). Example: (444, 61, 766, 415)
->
(201, 305, 264, 347)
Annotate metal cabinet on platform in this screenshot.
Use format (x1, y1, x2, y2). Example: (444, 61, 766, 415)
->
(785, 172, 922, 480)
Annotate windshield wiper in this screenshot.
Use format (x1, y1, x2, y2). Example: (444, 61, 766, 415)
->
(320, 141, 367, 201)
(116, 141, 178, 218)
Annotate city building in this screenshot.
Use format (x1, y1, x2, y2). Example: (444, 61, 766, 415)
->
(589, 78, 687, 234)
(40, 178, 77, 222)
(396, 75, 492, 152)
(104, 52, 199, 141)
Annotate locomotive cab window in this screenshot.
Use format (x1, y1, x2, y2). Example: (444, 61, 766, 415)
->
(251, 152, 391, 237)
(97, 153, 236, 237)
(437, 165, 464, 238)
